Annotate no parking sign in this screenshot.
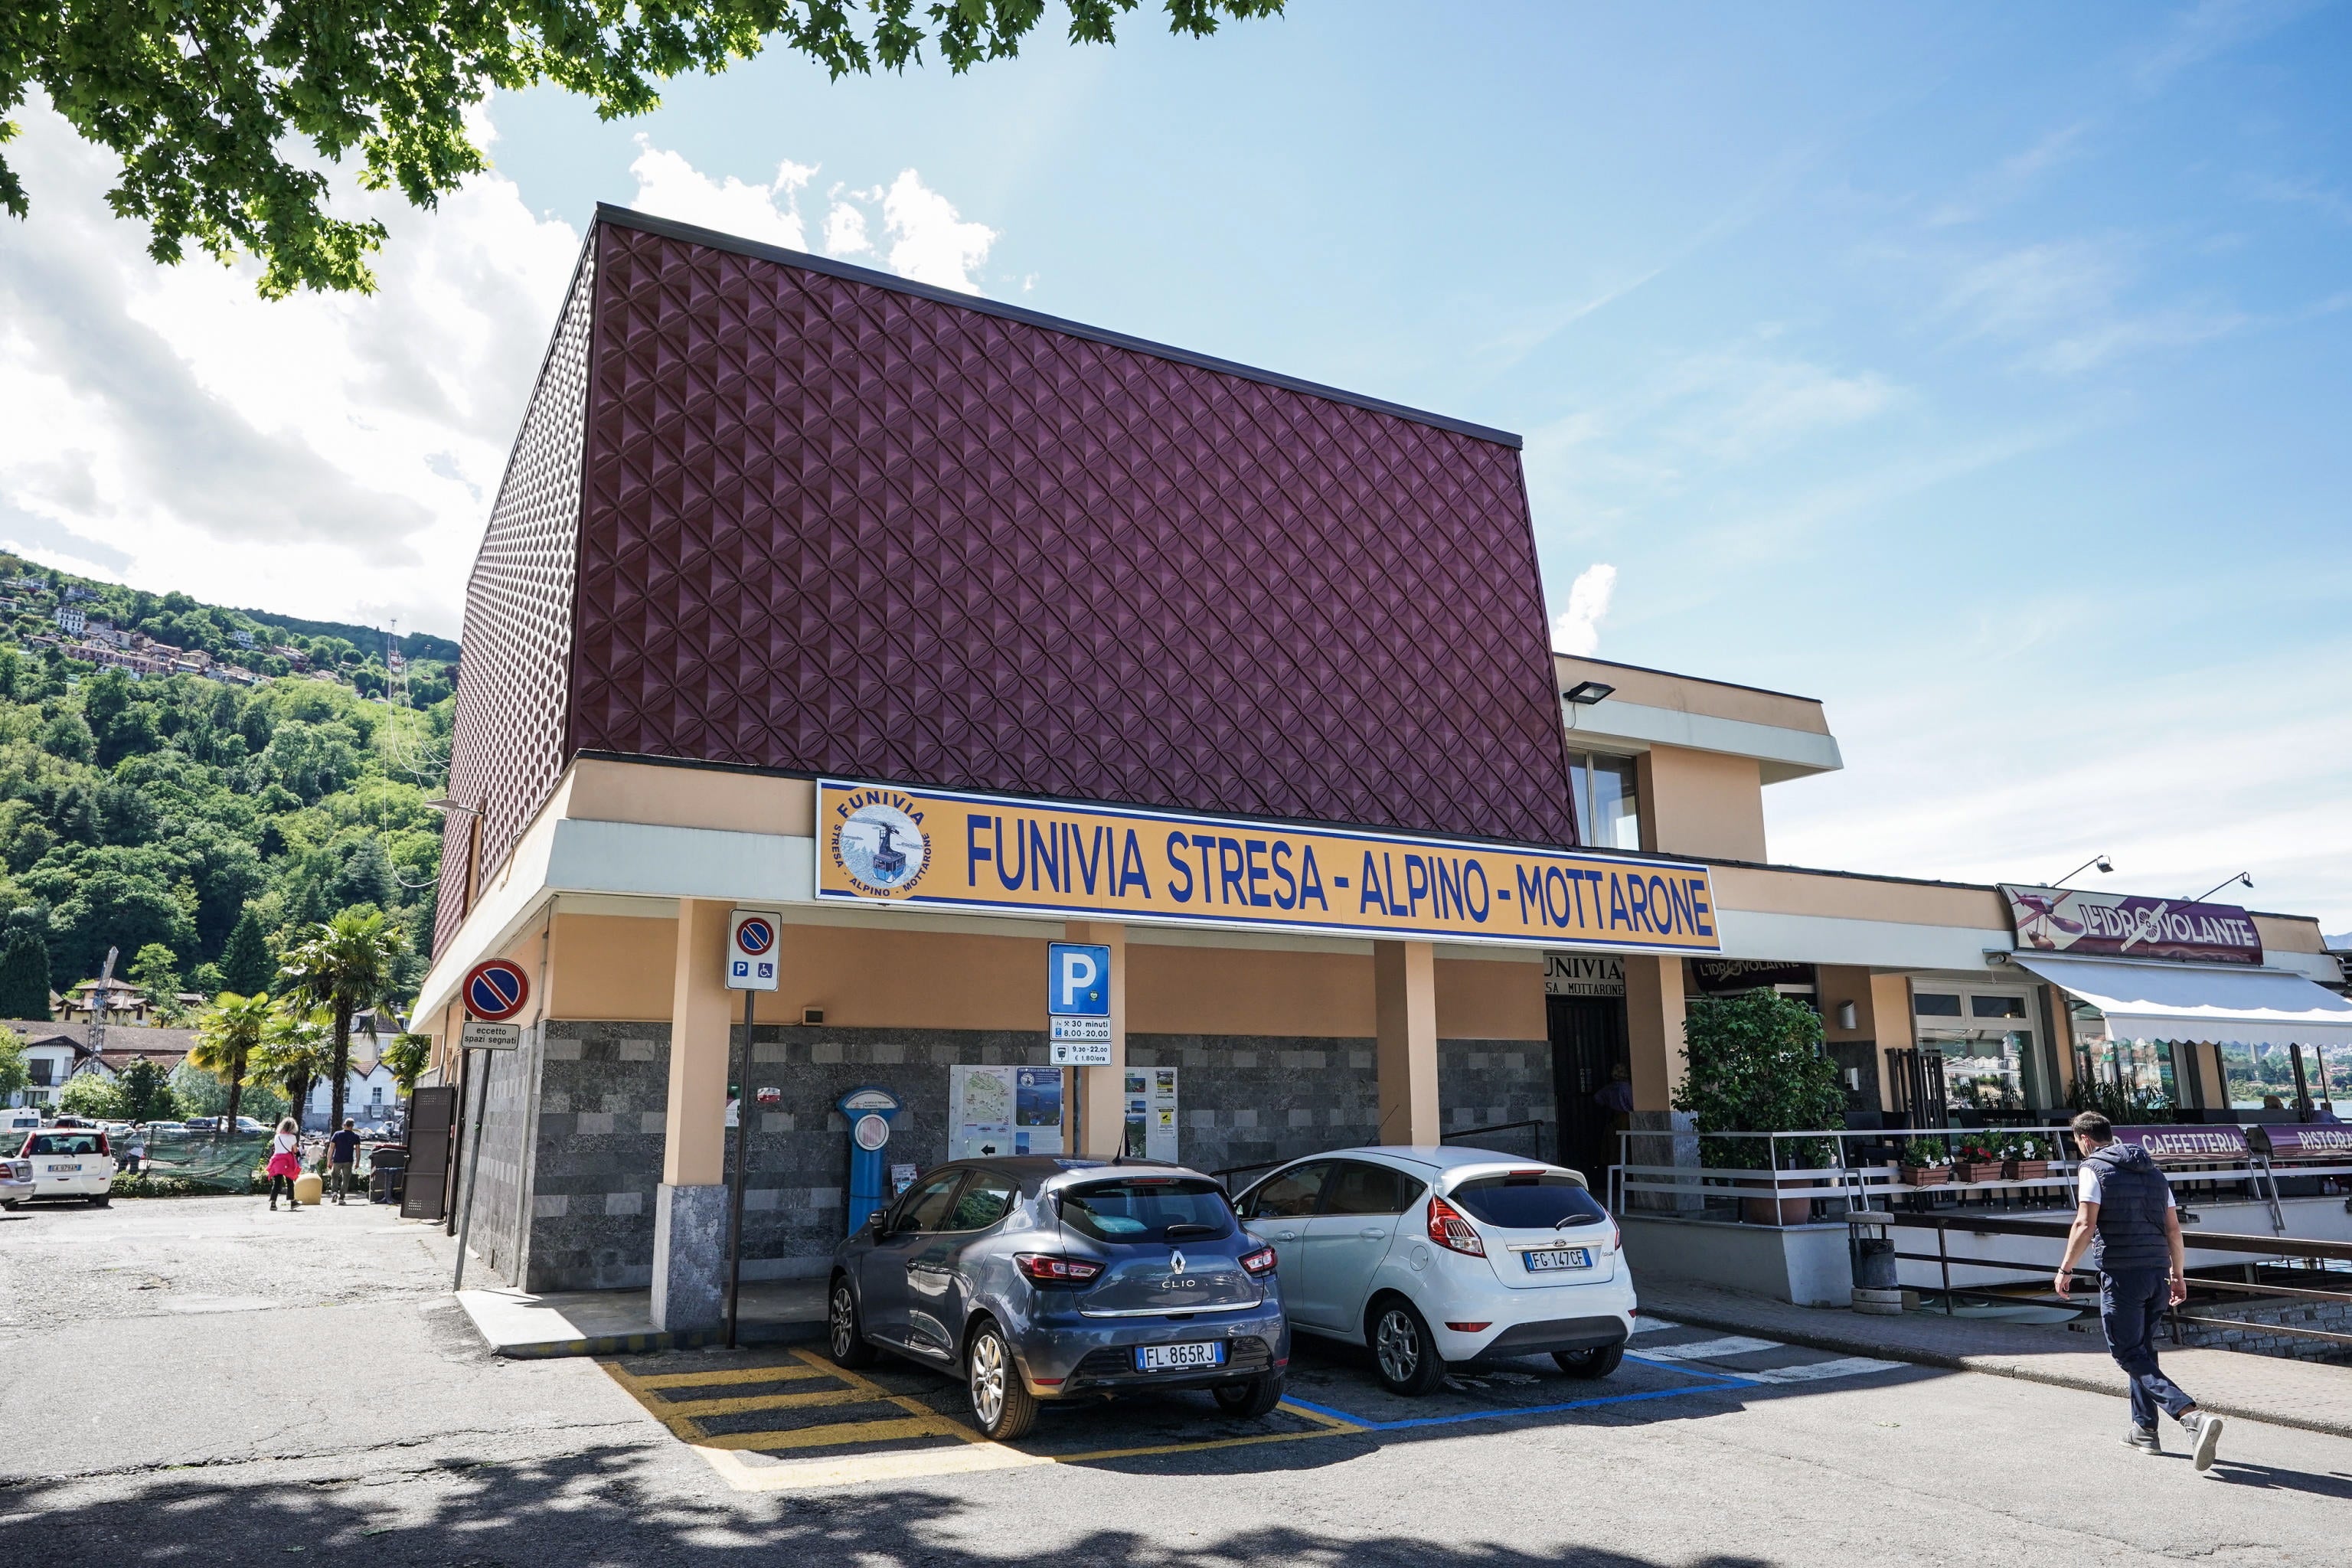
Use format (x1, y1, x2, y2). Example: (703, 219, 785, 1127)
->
(462, 959, 531, 1021)
(727, 909, 782, 991)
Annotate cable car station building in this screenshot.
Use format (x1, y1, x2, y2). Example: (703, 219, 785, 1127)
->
(417, 208, 2347, 1326)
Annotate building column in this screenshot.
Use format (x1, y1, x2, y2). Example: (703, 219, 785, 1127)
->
(1064, 921, 1127, 1158)
(1622, 955, 1695, 1207)
(1374, 940, 1439, 1145)
(653, 898, 733, 1334)
(1870, 973, 1916, 1115)
(2189, 1040, 2228, 1112)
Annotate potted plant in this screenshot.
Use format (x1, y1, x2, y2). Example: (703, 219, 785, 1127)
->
(1899, 1135, 1952, 1186)
(1952, 1138, 2003, 1184)
(2002, 1133, 2050, 1182)
(1672, 991, 1847, 1225)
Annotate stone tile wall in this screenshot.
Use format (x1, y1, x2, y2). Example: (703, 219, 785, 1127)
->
(502, 1021, 1552, 1291)
(2171, 1293, 2352, 1364)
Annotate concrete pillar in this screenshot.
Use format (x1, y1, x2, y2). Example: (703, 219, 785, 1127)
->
(1064, 921, 1127, 1158)
(1374, 940, 1439, 1145)
(1870, 973, 1916, 1115)
(2189, 1040, 2227, 1112)
(1623, 955, 1687, 1112)
(1622, 955, 1695, 1208)
(652, 898, 733, 1334)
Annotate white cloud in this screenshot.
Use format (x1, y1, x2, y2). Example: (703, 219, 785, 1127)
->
(0, 111, 1004, 632)
(627, 140, 815, 249)
(1551, 564, 1617, 655)
(0, 99, 581, 633)
(823, 201, 873, 256)
(880, 170, 997, 293)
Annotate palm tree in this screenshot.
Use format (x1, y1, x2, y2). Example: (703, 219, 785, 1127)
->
(247, 1004, 333, 1133)
(190, 991, 273, 1135)
(279, 909, 408, 1135)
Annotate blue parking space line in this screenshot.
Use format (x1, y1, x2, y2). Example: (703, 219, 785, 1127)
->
(1282, 1360, 1753, 1434)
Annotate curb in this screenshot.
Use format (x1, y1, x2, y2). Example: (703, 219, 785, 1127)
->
(1654, 1301, 2352, 1442)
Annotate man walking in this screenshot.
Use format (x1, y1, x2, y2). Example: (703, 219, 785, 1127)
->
(327, 1118, 361, 1206)
(2054, 1111, 2224, 1470)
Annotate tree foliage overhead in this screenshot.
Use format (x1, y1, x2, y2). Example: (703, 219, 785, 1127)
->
(3, 0, 1284, 298)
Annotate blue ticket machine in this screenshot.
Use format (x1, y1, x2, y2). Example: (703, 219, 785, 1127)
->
(838, 1086, 903, 1236)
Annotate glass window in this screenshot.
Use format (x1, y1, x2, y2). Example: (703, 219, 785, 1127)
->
(892, 1170, 966, 1233)
(945, 1173, 1017, 1231)
(28, 1133, 103, 1156)
(1913, 993, 1963, 1018)
(1240, 1161, 1330, 1219)
(1320, 1161, 1426, 1216)
(1568, 753, 1642, 851)
(1446, 1172, 1609, 1229)
(1971, 995, 2027, 1019)
(1060, 1178, 1235, 1243)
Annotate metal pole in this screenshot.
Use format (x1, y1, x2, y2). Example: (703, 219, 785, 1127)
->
(451, 1048, 489, 1292)
(725, 988, 753, 1348)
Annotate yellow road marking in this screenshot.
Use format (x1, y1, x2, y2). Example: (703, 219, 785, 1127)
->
(653, 1387, 877, 1420)
(691, 1415, 956, 1451)
(609, 1361, 828, 1393)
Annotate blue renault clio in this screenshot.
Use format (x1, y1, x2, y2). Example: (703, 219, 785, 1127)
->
(828, 1157, 1288, 1439)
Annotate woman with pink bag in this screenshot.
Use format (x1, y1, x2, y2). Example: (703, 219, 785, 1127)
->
(265, 1118, 304, 1210)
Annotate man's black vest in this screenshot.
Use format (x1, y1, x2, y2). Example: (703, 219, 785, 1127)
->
(2084, 1142, 2171, 1272)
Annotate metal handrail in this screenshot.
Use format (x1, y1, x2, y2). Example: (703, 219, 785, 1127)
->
(1849, 1210, 2352, 1347)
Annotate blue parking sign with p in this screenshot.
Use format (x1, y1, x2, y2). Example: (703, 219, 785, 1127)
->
(1048, 943, 1111, 1016)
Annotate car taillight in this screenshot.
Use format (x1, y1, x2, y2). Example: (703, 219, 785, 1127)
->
(1427, 1194, 1485, 1256)
(1014, 1253, 1103, 1285)
(1239, 1245, 1277, 1277)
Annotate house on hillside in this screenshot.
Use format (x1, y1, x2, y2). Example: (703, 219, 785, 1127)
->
(59, 978, 155, 1026)
(51, 606, 83, 636)
(2, 1024, 198, 1109)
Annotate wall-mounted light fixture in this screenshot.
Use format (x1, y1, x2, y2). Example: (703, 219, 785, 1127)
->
(1836, 1000, 1858, 1031)
(2048, 854, 2113, 887)
(1562, 680, 1615, 706)
(800, 1007, 825, 1026)
(2190, 872, 2252, 903)
(420, 795, 481, 815)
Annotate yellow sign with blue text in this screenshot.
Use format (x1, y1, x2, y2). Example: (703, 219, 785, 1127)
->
(816, 781, 1720, 953)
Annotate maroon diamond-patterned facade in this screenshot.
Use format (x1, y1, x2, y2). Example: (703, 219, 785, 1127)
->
(439, 208, 1576, 956)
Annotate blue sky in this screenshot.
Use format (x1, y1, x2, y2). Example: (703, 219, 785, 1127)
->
(2, 2, 2346, 922)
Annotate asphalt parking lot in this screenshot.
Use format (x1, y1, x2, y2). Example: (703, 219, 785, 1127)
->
(599, 1318, 1917, 1491)
(7, 1196, 2352, 1568)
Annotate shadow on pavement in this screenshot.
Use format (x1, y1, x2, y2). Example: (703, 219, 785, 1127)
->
(0, 1448, 1779, 1566)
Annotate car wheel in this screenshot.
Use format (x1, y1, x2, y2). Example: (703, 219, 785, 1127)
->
(1369, 1296, 1447, 1397)
(1553, 1343, 1625, 1379)
(88, 1194, 111, 1208)
(964, 1320, 1037, 1441)
(1211, 1374, 1285, 1419)
(826, 1276, 877, 1368)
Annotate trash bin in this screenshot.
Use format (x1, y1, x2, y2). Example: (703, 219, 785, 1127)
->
(368, 1145, 408, 1205)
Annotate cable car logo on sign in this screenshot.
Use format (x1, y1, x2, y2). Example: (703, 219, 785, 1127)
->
(828, 788, 930, 897)
(462, 959, 530, 1022)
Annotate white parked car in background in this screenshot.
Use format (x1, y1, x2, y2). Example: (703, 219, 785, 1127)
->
(1, 1155, 33, 1209)
(15, 1129, 119, 1206)
(1235, 1145, 1635, 1396)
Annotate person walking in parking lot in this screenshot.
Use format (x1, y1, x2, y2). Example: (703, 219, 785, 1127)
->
(265, 1118, 303, 1210)
(327, 1119, 360, 1204)
(2053, 1110, 2224, 1470)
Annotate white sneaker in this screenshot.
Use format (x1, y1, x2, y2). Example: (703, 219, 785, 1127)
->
(2181, 1410, 2224, 1472)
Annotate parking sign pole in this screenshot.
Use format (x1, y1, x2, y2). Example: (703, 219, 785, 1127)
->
(450, 1046, 487, 1292)
(725, 987, 753, 1348)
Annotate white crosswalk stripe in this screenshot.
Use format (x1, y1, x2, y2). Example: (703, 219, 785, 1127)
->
(1625, 1321, 1903, 1383)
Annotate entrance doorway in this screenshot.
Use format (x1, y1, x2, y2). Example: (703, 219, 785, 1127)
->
(1549, 994, 1629, 1186)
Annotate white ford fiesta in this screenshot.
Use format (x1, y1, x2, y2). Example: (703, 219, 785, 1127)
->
(1234, 1145, 1634, 1396)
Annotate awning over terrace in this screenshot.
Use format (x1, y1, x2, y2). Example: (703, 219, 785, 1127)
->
(2011, 952, 2352, 1049)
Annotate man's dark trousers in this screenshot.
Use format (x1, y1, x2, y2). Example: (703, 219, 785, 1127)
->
(2102, 1266, 2194, 1429)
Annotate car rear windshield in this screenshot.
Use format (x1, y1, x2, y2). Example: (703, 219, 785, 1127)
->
(1446, 1172, 1608, 1230)
(1060, 1178, 1236, 1244)
(28, 1134, 103, 1156)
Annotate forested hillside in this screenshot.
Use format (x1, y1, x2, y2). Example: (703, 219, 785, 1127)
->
(0, 554, 454, 1015)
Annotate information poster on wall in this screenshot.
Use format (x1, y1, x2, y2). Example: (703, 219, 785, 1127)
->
(1123, 1067, 1179, 1162)
(948, 1065, 1066, 1159)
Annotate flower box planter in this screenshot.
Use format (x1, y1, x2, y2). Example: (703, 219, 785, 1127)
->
(1952, 1161, 2003, 1184)
(2003, 1158, 2050, 1181)
(1899, 1164, 1952, 1187)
